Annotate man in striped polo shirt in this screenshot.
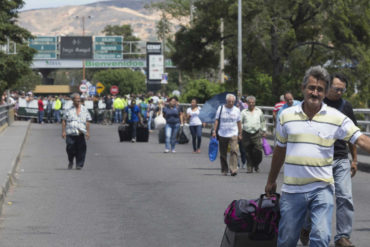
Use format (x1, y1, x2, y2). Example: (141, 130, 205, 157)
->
(265, 65, 370, 247)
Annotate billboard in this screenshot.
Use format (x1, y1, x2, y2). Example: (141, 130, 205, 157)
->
(148, 55, 164, 80)
(60, 36, 93, 59)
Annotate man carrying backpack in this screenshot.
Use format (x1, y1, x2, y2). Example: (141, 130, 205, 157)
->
(300, 73, 358, 247)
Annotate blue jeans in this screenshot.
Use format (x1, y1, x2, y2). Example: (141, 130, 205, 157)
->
(165, 123, 180, 151)
(54, 110, 61, 123)
(115, 109, 122, 123)
(302, 159, 354, 242)
(189, 125, 202, 151)
(278, 186, 334, 247)
(38, 111, 44, 123)
(333, 159, 354, 241)
(148, 112, 153, 131)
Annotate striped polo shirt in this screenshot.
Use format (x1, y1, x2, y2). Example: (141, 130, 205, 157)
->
(276, 102, 361, 193)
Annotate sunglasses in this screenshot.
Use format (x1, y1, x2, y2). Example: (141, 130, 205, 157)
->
(332, 87, 346, 93)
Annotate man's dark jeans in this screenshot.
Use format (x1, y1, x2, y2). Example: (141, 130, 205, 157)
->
(66, 135, 87, 168)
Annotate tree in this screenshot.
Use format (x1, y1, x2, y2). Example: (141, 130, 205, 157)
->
(10, 71, 42, 93)
(102, 24, 140, 41)
(0, 0, 35, 94)
(180, 79, 224, 103)
(155, 0, 370, 105)
(92, 69, 146, 95)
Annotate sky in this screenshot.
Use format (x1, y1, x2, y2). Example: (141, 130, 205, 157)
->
(21, 0, 104, 11)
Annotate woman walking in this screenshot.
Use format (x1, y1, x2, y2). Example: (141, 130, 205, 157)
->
(186, 98, 202, 153)
(163, 97, 183, 153)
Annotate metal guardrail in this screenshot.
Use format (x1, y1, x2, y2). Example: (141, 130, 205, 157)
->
(0, 104, 14, 128)
(178, 104, 370, 136)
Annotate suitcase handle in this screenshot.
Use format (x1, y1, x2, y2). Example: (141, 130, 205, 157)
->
(258, 193, 280, 208)
(251, 193, 280, 237)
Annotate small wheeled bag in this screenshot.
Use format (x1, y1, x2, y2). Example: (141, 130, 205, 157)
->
(118, 124, 131, 142)
(220, 193, 280, 247)
(136, 123, 149, 142)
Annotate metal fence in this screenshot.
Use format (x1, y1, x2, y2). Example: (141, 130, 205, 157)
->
(0, 104, 14, 129)
(178, 104, 370, 136)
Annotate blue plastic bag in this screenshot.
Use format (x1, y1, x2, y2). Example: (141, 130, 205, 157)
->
(209, 137, 219, 162)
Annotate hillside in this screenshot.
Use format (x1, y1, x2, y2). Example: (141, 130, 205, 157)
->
(17, 0, 181, 41)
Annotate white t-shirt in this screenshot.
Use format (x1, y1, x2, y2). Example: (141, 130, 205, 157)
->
(187, 107, 202, 126)
(215, 105, 241, 137)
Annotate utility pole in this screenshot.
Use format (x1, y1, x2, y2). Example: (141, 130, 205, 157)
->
(220, 18, 225, 84)
(190, 0, 194, 22)
(75, 15, 91, 81)
(237, 0, 242, 99)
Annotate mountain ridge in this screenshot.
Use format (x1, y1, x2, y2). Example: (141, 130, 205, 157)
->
(17, 0, 178, 41)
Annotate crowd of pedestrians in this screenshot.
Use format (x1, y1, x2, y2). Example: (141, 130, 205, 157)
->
(3, 65, 370, 247)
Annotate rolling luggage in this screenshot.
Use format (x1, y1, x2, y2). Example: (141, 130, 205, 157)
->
(220, 227, 277, 247)
(136, 124, 149, 142)
(118, 124, 131, 142)
(220, 193, 280, 247)
(158, 127, 165, 143)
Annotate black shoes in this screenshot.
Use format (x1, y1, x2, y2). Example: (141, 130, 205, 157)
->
(68, 163, 73, 169)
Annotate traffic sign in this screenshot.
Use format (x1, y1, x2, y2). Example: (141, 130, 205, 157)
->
(79, 84, 88, 93)
(96, 82, 105, 94)
(94, 36, 123, 60)
(29, 36, 57, 60)
(110, 85, 119, 95)
(89, 86, 96, 96)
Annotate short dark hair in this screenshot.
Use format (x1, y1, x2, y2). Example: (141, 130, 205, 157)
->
(169, 96, 178, 101)
(331, 72, 349, 87)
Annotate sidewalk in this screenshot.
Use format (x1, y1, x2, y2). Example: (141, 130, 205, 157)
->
(0, 121, 30, 214)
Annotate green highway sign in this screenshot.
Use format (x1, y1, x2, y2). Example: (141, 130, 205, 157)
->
(29, 44, 57, 51)
(29, 36, 57, 43)
(29, 36, 57, 60)
(95, 36, 123, 43)
(94, 54, 123, 59)
(34, 53, 57, 59)
(94, 45, 122, 51)
(94, 36, 123, 60)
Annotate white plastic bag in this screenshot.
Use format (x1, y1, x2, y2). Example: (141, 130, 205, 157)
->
(154, 114, 166, 129)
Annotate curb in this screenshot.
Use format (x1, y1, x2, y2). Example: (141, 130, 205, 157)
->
(0, 121, 31, 215)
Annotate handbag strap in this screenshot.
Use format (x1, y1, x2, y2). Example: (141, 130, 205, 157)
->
(218, 105, 223, 122)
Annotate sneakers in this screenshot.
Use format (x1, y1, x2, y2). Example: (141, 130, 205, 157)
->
(164, 149, 170, 153)
(254, 166, 260, 173)
(131, 138, 136, 143)
(68, 163, 73, 169)
(300, 228, 310, 246)
(335, 237, 355, 247)
(171, 150, 176, 153)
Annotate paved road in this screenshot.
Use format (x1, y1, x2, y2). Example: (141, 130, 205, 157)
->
(0, 124, 369, 247)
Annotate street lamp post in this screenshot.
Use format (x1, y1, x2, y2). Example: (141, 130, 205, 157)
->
(75, 15, 92, 81)
(237, 0, 242, 99)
